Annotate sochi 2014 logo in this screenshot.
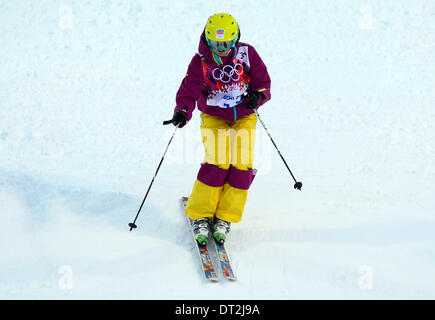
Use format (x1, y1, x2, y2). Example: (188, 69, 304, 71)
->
(212, 64, 244, 84)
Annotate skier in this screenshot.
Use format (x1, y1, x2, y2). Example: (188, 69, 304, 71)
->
(166, 13, 271, 246)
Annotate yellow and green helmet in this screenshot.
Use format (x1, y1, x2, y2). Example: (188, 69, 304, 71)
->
(205, 13, 239, 50)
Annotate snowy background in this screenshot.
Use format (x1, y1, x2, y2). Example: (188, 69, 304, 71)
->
(0, 0, 434, 299)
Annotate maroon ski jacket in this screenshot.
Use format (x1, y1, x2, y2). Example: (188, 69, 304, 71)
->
(174, 32, 271, 122)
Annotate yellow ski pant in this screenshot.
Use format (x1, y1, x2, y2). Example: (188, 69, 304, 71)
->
(185, 112, 257, 223)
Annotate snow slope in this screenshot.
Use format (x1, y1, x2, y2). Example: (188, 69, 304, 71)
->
(0, 0, 434, 299)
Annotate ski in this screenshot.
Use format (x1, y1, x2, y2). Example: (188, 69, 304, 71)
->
(181, 196, 236, 281)
(181, 196, 219, 282)
(213, 238, 237, 281)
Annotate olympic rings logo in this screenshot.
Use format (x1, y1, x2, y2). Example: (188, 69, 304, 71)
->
(212, 63, 244, 84)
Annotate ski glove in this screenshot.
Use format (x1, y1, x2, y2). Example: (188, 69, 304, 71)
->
(242, 90, 267, 110)
(163, 106, 188, 128)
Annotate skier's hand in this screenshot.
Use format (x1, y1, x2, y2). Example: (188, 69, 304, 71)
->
(172, 108, 188, 128)
(242, 90, 266, 110)
(163, 106, 188, 128)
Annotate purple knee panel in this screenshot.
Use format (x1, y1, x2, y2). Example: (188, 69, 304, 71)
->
(197, 163, 257, 190)
(197, 163, 228, 187)
(227, 166, 257, 190)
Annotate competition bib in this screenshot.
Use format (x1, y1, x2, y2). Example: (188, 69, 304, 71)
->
(200, 45, 251, 109)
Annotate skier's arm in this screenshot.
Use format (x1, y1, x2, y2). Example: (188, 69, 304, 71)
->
(174, 54, 203, 121)
(248, 45, 271, 107)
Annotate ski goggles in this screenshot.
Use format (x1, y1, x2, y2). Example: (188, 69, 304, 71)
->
(206, 37, 237, 51)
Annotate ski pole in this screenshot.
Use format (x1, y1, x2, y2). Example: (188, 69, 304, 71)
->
(129, 125, 179, 231)
(254, 109, 303, 190)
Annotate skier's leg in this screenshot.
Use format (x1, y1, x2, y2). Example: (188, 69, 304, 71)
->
(185, 113, 232, 220)
(185, 166, 227, 220)
(215, 113, 257, 223)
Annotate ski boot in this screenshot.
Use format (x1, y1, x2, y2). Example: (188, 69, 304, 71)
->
(192, 217, 212, 247)
(213, 217, 231, 245)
